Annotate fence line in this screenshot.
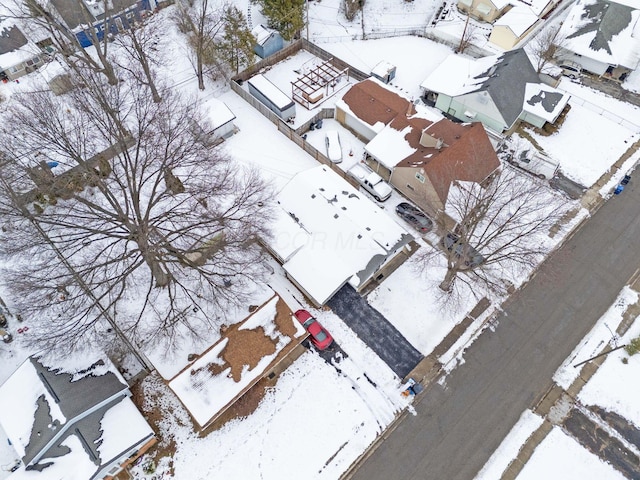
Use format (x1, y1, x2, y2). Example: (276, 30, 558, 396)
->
(567, 95, 640, 131)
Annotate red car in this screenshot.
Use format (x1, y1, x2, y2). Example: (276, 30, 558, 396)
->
(294, 309, 334, 350)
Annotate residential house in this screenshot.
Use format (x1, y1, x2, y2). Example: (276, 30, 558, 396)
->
(420, 48, 570, 134)
(489, 5, 540, 49)
(265, 164, 413, 306)
(0, 18, 47, 81)
(335, 78, 500, 222)
(457, 0, 511, 23)
(167, 294, 307, 430)
(48, 0, 158, 48)
(556, 0, 640, 81)
(251, 24, 284, 59)
(0, 355, 155, 480)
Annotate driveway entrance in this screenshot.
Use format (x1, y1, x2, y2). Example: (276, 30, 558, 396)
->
(328, 285, 423, 378)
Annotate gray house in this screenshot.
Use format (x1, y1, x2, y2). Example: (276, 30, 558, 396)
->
(556, 0, 640, 81)
(420, 49, 570, 134)
(251, 24, 284, 59)
(0, 355, 155, 479)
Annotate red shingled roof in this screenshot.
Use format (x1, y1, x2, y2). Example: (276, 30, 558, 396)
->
(342, 79, 500, 203)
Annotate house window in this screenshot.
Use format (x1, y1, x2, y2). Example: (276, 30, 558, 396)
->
(415, 172, 425, 183)
(25, 57, 40, 66)
(9, 65, 22, 73)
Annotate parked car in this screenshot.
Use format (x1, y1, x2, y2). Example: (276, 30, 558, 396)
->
(395, 202, 433, 233)
(324, 130, 342, 163)
(0, 328, 13, 344)
(294, 309, 334, 350)
(347, 163, 393, 201)
(442, 233, 484, 267)
(614, 174, 631, 195)
(558, 61, 582, 79)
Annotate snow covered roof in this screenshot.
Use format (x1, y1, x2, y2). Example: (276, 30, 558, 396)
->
(559, 0, 640, 70)
(494, 5, 539, 37)
(365, 124, 416, 170)
(516, 0, 553, 16)
(420, 54, 497, 97)
(202, 97, 236, 131)
(371, 60, 395, 77)
(168, 295, 306, 428)
(523, 82, 571, 122)
(248, 73, 294, 110)
(268, 208, 310, 262)
(0, 19, 40, 69)
(273, 165, 412, 305)
(0, 354, 154, 478)
(421, 49, 542, 129)
(251, 24, 279, 46)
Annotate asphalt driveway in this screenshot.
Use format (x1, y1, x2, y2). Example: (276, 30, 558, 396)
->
(327, 285, 423, 378)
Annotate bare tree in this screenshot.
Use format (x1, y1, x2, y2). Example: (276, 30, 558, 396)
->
(528, 24, 566, 74)
(174, 0, 224, 90)
(0, 73, 274, 354)
(455, 14, 479, 55)
(112, 13, 166, 103)
(7, 0, 119, 85)
(416, 168, 568, 295)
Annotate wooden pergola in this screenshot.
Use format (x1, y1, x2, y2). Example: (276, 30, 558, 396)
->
(291, 58, 349, 109)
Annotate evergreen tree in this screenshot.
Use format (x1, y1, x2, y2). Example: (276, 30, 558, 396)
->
(258, 0, 305, 41)
(218, 6, 257, 74)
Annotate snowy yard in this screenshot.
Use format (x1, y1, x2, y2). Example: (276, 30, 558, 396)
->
(1, 0, 640, 479)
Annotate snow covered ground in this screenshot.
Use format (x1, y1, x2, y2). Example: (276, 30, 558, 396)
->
(1, 0, 640, 479)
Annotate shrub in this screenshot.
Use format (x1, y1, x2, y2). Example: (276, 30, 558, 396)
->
(624, 337, 640, 356)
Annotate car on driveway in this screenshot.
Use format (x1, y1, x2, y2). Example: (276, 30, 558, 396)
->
(443, 233, 484, 267)
(294, 309, 334, 350)
(395, 202, 433, 233)
(324, 130, 342, 163)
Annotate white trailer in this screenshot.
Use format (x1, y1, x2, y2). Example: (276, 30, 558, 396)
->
(509, 149, 559, 180)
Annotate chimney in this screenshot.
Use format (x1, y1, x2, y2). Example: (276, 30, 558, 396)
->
(419, 128, 445, 149)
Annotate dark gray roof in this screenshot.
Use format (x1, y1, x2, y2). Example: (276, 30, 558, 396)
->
(23, 357, 128, 467)
(567, 0, 634, 55)
(0, 24, 28, 56)
(473, 49, 540, 129)
(526, 89, 565, 113)
(49, 0, 140, 30)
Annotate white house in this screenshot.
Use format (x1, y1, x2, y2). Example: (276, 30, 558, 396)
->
(556, 0, 640, 81)
(266, 165, 413, 306)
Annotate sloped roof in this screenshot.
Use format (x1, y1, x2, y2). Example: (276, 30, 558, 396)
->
(559, 0, 640, 69)
(340, 78, 412, 128)
(49, 0, 139, 30)
(475, 49, 541, 128)
(421, 49, 544, 129)
(251, 24, 279, 46)
(396, 121, 500, 204)
(0, 354, 153, 478)
(343, 79, 500, 205)
(493, 5, 539, 37)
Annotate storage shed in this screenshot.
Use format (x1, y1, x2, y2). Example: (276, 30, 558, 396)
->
(370, 61, 396, 84)
(251, 24, 284, 59)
